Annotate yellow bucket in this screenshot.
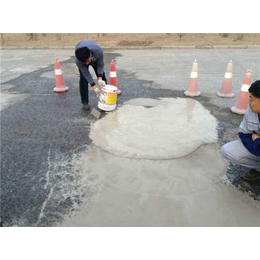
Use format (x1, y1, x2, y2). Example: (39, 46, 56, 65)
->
(98, 85, 118, 111)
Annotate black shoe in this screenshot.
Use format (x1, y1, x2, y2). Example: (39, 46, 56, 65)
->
(82, 102, 90, 110)
(242, 169, 260, 181)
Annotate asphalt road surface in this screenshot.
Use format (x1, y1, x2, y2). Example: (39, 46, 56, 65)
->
(1, 48, 260, 227)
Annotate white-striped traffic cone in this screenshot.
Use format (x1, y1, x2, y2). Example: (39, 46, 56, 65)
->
(53, 58, 69, 93)
(184, 60, 201, 97)
(109, 60, 121, 95)
(217, 60, 234, 98)
(230, 69, 252, 115)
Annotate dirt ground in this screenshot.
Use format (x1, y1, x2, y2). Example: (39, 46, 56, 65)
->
(1, 33, 260, 47)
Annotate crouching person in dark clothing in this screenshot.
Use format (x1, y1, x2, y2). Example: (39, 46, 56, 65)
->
(221, 80, 260, 181)
(75, 40, 107, 110)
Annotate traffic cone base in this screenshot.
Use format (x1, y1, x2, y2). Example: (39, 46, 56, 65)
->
(217, 77, 234, 97)
(217, 92, 234, 98)
(230, 106, 247, 115)
(53, 86, 69, 93)
(184, 90, 201, 97)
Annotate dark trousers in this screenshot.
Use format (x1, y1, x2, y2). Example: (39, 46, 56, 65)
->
(79, 62, 107, 104)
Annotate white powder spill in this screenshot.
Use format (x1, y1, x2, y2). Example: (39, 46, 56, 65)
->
(90, 98, 218, 159)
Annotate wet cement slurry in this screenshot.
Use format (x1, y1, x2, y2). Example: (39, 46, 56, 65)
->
(90, 98, 219, 160)
(1, 49, 260, 227)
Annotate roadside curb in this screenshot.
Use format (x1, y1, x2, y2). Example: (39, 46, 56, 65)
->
(1, 45, 260, 50)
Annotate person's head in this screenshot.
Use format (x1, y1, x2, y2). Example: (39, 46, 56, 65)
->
(248, 80, 260, 113)
(75, 47, 91, 65)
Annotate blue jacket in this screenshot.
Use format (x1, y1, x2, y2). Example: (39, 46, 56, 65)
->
(238, 107, 260, 156)
(75, 40, 104, 86)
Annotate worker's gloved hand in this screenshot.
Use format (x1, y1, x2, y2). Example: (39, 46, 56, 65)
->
(93, 86, 101, 96)
(98, 79, 106, 87)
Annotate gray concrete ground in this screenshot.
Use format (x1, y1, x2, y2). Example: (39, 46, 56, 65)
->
(1, 48, 260, 227)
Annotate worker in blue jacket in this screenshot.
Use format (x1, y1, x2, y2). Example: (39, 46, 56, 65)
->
(75, 40, 107, 110)
(221, 80, 260, 181)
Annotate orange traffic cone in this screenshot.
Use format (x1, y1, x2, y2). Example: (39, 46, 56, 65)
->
(230, 69, 252, 115)
(109, 60, 121, 95)
(184, 60, 201, 97)
(217, 60, 234, 98)
(53, 58, 69, 93)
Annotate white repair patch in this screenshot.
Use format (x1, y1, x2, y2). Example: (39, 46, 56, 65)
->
(90, 98, 218, 160)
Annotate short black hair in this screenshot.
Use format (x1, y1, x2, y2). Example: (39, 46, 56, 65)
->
(75, 47, 90, 63)
(249, 80, 260, 98)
